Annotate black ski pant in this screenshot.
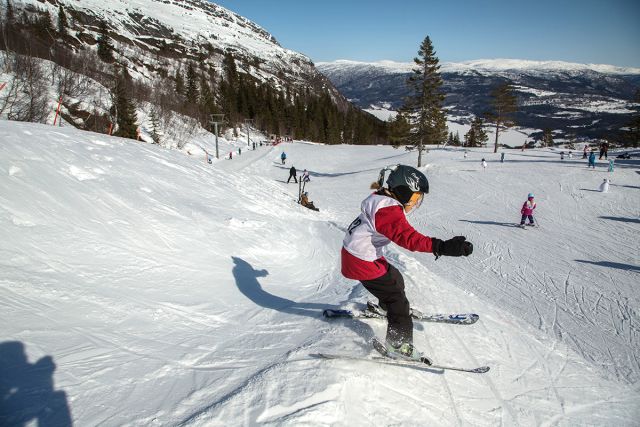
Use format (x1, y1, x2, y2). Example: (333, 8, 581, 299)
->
(360, 264, 412, 346)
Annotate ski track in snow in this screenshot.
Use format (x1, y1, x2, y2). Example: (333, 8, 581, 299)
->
(1, 121, 639, 425)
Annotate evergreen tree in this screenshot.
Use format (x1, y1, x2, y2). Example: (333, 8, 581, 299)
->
(35, 9, 55, 40)
(403, 36, 448, 167)
(149, 108, 161, 145)
(453, 131, 461, 146)
(220, 53, 240, 126)
(6, 0, 14, 24)
(174, 68, 184, 96)
(57, 5, 68, 36)
(185, 62, 198, 105)
(486, 81, 518, 153)
(388, 112, 411, 147)
(111, 68, 138, 139)
(97, 20, 114, 62)
(199, 75, 217, 116)
(543, 128, 554, 147)
(464, 117, 488, 147)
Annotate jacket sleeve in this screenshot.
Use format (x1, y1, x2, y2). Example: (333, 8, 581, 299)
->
(374, 205, 435, 253)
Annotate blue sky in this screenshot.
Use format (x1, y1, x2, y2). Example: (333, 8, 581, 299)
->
(212, 0, 640, 68)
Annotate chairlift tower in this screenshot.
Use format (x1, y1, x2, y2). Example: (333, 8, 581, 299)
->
(244, 118, 254, 147)
(209, 114, 225, 159)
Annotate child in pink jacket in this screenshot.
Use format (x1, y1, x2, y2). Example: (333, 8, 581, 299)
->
(520, 193, 536, 226)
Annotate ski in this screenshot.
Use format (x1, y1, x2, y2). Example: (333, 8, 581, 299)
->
(323, 301, 479, 325)
(310, 352, 490, 374)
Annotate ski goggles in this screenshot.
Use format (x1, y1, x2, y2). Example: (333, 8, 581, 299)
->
(404, 192, 424, 214)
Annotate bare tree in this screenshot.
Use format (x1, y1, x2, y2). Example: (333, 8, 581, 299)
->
(0, 52, 49, 122)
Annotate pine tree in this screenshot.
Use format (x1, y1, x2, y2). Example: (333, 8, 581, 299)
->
(486, 81, 518, 153)
(388, 112, 411, 147)
(185, 62, 198, 104)
(57, 5, 68, 36)
(35, 9, 55, 40)
(6, 0, 14, 24)
(111, 68, 138, 139)
(174, 68, 184, 96)
(404, 36, 448, 167)
(464, 117, 488, 147)
(543, 128, 554, 147)
(149, 108, 161, 145)
(199, 75, 217, 116)
(453, 131, 461, 146)
(97, 21, 114, 62)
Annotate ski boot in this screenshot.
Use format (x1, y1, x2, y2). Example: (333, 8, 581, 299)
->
(367, 301, 424, 319)
(373, 339, 433, 365)
(366, 300, 387, 316)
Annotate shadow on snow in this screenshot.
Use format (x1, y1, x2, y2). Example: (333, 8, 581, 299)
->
(0, 341, 72, 426)
(575, 259, 640, 273)
(231, 257, 376, 344)
(599, 216, 640, 224)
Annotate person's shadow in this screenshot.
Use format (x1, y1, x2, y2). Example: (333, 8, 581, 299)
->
(0, 341, 72, 426)
(231, 257, 375, 345)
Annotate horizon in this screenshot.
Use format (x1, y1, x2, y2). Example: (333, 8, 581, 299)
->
(211, 0, 640, 68)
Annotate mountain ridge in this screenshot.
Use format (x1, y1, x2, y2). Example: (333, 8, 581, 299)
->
(318, 58, 640, 141)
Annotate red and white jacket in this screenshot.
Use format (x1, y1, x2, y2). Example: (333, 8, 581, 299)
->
(341, 192, 435, 281)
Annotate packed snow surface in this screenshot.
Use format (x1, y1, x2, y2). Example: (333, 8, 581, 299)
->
(1, 121, 639, 425)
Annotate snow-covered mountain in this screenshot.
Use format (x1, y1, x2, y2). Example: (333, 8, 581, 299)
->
(15, 0, 344, 103)
(318, 59, 640, 140)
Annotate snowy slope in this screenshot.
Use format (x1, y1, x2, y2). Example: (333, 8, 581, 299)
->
(1, 121, 639, 425)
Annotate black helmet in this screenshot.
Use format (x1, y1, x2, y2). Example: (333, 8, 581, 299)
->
(377, 165, 429, 204)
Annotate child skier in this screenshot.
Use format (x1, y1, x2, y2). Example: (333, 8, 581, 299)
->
(341, 165, 473, 360)
(588, 150, 596, 169)
(281, 152, 287, 165)
(520, 193, 537, 227)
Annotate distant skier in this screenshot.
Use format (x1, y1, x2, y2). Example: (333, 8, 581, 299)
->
(500, 152, 505, 163)
(280, 152, 287, 165)
(520, 193, 537, 227)
(287, 166, 297, 183)
(588, 150, 596, 169)
(560, 151, 565, 161)
(301, 169, 310, 183)
(583, 145, 588, 158)
(464, 150, 468, 159)
(341, 165, 473, 361)
(608, 159, 615, 173)
(599, 178, 610, 193)
(599, 142, 609, 160)
(481, 158, 487, 170)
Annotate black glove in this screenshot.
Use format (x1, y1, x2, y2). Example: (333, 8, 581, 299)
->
(432, 236, 473, 259)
